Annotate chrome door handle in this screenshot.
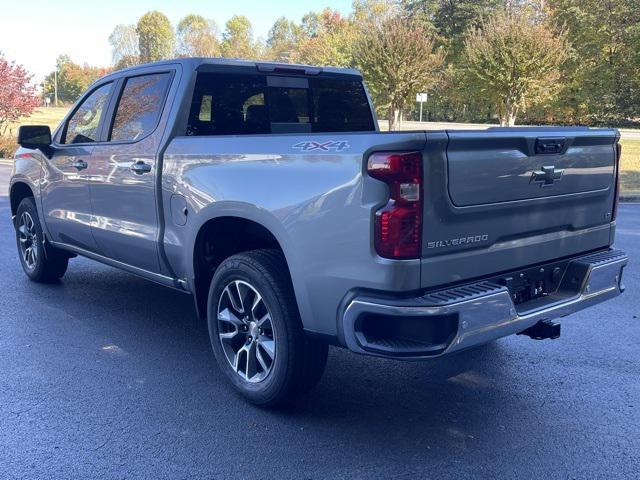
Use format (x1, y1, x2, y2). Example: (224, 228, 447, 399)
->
(131, 161, 152, 174)
(73, 159, 88, 170)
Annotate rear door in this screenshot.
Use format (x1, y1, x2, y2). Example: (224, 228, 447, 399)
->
(420, 128, 618, 289)
(42, 82, 113, 251)
(87, 70, 174, 273)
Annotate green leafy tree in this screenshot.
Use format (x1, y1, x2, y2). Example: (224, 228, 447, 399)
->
(355, 17, 444, 130)
(267, 17, 301, 62)
(109, 24, 139, 69)
(177, 14, 220, 57)
(352, 0, 399, 26)
(433, 0, 502, 57)
(547, 0, 640, 124)
(463, 9, 568, 126)
(221, 15, 259, 59)
(398, 0, 504, 123)
(136, 11, 174, 63)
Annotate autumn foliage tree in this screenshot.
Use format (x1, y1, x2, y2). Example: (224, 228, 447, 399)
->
(0, 53, 39, 136)
(463, 9, 569, 126)
(355, 17, 444, 130)
(293, 9, 356, 67)
(44, 55, 110, 104)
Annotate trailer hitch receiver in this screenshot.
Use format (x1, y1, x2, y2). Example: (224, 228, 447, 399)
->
(519, 320, 561, 340)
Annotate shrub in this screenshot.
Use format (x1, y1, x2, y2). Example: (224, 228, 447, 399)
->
(0, 135, 17, 158)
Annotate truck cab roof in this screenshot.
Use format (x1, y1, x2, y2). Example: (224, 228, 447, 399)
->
(104, 57, 363, 82)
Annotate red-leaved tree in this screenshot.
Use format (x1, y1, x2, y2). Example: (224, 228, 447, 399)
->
(0, 52, 39, 136)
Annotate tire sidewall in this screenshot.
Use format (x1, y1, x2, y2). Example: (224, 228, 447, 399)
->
(207, 257, 294, 404)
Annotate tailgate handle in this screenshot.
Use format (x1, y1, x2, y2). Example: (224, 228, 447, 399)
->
(535, 137, 565, 155)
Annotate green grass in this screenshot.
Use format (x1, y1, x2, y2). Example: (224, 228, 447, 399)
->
(619, 139, 640, 197)
(0, 107, 71, 157)
(11, 107, 70, 132)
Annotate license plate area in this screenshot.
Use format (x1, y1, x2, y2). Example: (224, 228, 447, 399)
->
(495, 259, 571, 306)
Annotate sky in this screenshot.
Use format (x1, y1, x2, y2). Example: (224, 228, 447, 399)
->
(0, 0, 353, 82)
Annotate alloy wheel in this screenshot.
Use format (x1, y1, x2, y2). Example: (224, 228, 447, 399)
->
(18, 211, 38, 270)
(217, 280, 276, 383)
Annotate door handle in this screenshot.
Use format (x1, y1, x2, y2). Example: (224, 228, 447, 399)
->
(131, 161, 152, 174)
(73, 159, 88, 170)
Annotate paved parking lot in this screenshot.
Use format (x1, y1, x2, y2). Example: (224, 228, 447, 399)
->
(0, 164, 638, 479)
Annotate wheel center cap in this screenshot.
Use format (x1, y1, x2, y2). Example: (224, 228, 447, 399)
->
(249, 321, 259, 338)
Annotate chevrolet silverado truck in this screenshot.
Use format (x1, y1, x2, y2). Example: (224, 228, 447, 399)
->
(10, 58, 628, 406)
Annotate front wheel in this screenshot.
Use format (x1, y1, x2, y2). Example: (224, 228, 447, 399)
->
(15, 197, 69, 282)
(207, 249, 328, 406)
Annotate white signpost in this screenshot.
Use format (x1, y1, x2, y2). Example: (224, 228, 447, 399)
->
(416, 93, 428, 122)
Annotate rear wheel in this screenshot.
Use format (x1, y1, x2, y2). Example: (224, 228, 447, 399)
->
(15, 197, 69, 282)
(207, 249, 328, 406)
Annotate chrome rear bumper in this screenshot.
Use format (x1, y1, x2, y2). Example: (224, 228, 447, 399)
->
(342, 249, 628, 359)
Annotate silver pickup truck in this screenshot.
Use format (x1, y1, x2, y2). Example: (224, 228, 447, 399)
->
(10, 58, 628, 406)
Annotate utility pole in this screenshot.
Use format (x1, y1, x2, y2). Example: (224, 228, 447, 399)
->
(54, 69, 58, 107)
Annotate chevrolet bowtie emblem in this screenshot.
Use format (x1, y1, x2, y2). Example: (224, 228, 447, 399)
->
(531, 165, 564, 187)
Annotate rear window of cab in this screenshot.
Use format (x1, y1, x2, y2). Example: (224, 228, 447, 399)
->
(186, 72, 375, 136)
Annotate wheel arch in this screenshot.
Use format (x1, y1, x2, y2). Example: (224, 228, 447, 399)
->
(9, 181, 35, 217)
(190, 213, 302, 321)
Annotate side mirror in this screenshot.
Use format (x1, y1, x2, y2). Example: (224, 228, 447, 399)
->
(17, 125, 52, 153)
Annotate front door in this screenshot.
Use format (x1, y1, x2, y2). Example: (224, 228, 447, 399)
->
(88, 72, 173, 273)
(41, 82, 113, 251)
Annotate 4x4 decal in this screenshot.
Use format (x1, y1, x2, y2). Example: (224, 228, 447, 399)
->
(292, 141, 350, 152)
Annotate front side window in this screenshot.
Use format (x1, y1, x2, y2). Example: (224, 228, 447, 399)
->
(186, 72, 375, 136)
(62, 83, 112, 144)
(110, 73, 172, 142)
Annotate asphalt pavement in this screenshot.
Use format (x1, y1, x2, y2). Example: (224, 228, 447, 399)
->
(0, 164, 638, 479)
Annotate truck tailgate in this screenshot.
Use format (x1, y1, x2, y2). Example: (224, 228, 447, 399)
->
(420, 127, 619, 289)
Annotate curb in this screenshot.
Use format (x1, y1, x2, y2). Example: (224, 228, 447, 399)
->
(0, 159, 12, 166)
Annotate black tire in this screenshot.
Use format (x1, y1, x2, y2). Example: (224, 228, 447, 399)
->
(15, 197, 69, 282)
(207, 249, 328, 406)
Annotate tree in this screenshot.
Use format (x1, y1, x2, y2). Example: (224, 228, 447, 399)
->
(293, 9, 356, 67)
(267, 17, 300, 62)
(136, 11, 174, 63)
(352, 0, 399, 27)
(547, 0, 640, 124)
(109, 24, 139, 68)
(463, 9, 568, 126)
(355, 17, 444, 130)
(176, 14, 220, 57)
(44, 55, 109, 104)
(0, 53, 39, 136)
(432, 0, 502, 57)
(221, 15, 259, 59)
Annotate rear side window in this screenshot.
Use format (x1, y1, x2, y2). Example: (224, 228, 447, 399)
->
(310, 78, 374, 132)
(110, 73, 171, 142)
(186, 72, 375, 136)
(189, 74, 268, 136)
(62, 82, 112, 144)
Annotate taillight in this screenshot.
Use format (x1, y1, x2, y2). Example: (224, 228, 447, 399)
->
(613, 142, 621, 221)
(367, 151, 423, 259)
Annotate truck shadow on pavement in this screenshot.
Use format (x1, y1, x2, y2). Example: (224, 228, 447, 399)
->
(16, 255, 534, 446)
